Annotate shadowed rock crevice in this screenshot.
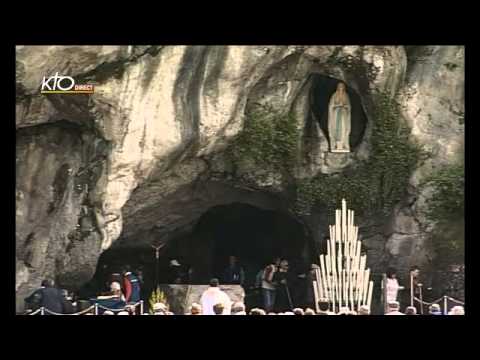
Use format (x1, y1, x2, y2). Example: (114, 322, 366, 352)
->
(16, 120, 109, 308)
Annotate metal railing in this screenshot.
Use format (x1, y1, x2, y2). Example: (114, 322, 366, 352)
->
(413, 295, 465, 315)
(26, 300, 144, 315)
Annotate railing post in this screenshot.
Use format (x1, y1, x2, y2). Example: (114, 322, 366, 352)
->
(443, 296, 448, 315)
(94, 303, 98, 315)
(418, 284, 424, 315)
(140, 300, 144, 315)
(40, 307, 45, 315)
(382, 274, 387, 314)
(410, 272, 414, 307)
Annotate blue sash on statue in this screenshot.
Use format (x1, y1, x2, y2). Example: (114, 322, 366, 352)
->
(335, 105, 344, 142)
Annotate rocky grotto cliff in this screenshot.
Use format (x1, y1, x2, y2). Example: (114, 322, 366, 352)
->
(15, 45, 464, 311)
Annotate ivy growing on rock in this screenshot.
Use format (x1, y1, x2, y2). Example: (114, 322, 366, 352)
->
(295, 90, 427, 217)
(422, 163, 464, 265)
(227, 104, 300, 175)
(423, 163, 464, 223)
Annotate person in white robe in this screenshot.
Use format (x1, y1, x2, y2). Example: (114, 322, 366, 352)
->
(200, 278, 232, 315)
(382, 268, 404, 313)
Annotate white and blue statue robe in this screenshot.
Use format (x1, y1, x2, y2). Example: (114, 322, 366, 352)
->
(328, 91, 351, 152)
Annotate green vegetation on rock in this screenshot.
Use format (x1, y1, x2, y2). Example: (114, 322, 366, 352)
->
(295, 90, 427, 217)
(423, 163, 464, 265)
(227, 104, 300, 175)
(424, 163, 464, 223)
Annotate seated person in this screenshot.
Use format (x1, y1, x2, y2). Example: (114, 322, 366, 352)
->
(91, 281, 126, 313)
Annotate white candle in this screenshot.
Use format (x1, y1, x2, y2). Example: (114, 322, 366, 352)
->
(331, 240, 335, 265)
(367, 281, 374, 309)
(320, 255, 328, 299)
(325, 255, 331, 301)
(351, 227, 356, 258)
(355, 241, 361, 269)
(336, 211, 340, 243)
(313, 280, 319, 311)
(329, 225, 334, 246)
(363, 269, 370, 305)
(356, 270, 363, 308)
(350, 270, 355, 310)
(315, 268, 323, 299)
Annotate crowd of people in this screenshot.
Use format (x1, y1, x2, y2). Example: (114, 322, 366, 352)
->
(23, 275, 465, 315)
(24, 265, 143, 315)
(22, 257, 464, 316)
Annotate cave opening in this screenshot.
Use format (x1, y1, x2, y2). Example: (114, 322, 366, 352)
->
(82, 202, 313, 305)
(309, 74, 368, 150)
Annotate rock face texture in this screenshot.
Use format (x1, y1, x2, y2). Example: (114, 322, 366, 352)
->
(15, 46, 464, 311)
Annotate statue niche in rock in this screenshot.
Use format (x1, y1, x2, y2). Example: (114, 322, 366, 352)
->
(328, 82, 351, 153)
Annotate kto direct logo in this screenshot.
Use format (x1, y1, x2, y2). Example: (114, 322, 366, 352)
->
(41, 72, 94, 94)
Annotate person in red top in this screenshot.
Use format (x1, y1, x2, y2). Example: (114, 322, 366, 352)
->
(122, 265, 141, 304)
(123, 274, 132, 302)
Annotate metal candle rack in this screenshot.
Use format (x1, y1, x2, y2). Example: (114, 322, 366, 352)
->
(313, 199, 374, 313)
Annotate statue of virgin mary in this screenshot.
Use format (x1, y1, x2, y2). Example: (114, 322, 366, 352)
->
(328, 82, 351, 152)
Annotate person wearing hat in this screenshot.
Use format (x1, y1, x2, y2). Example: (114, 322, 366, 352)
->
(448, 305, 465, 315)
(428, 304, 443, 315)
(385, 301, 405, 315)
(249, 308, 266, 315)
(304, 308, 316, 315)
(358, 305, 371, 315)
(94, 281, 126, 313)
(168, 259, 186, 284)
(152, 302, 167, 315)
(338, 307, 351, 315)
(187, 303, 202, 315)
(231, 302, 246, 315)
(200, 278, 232, 315)
(109, 281, 126, 301)
(213, 303, 225, 315)
(405, 306, 417, 315)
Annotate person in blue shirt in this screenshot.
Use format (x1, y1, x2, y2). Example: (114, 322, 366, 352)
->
(123, 266, 141, 303)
